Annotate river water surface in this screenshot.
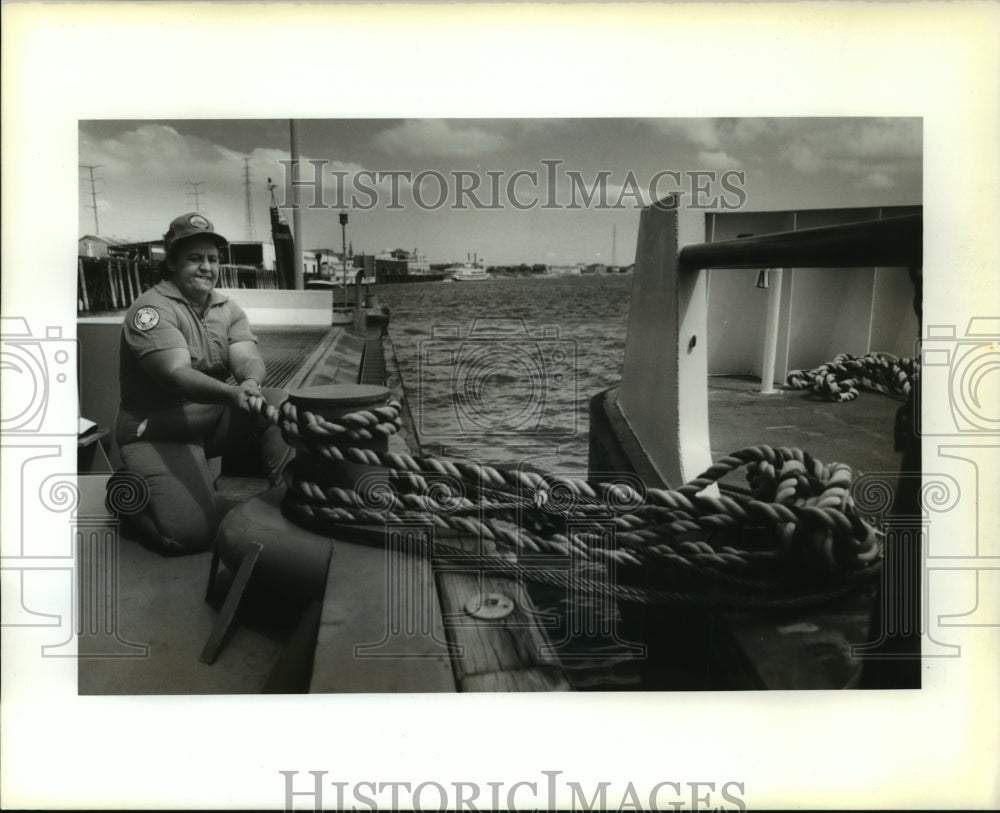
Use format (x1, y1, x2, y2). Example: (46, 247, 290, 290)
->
(378, 274, 634, 477)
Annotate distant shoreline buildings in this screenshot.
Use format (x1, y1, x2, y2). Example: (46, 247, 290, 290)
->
(78, 232, 626, 289)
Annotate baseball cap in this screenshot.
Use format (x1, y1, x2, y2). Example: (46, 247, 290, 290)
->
(163, 212, 228, 254)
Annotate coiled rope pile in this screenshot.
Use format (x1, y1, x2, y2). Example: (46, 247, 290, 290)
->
(786, 352, 918, 403)
(247, 395, 883, 608)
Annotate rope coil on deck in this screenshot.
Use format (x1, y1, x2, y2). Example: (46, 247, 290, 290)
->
(248, 395, 884, 608)
(785, 352, 918, 402)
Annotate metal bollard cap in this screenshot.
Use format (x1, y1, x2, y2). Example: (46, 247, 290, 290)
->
(288, 384, 389, 413)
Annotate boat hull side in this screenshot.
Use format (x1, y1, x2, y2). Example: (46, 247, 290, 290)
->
(587, 387, 670, 490)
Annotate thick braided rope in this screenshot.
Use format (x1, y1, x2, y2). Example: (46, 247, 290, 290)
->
(786, 352, 918, 402)
(283, 495, 829, 595)
(257, 398, 405, 445)
(284, 432, 879, 580)
(283, 500, 874, 609)
(250, 390, 617, 506)
(287, 435, 872, 543)
(284, 459, 868, 577)
(252, 397, 883, 604)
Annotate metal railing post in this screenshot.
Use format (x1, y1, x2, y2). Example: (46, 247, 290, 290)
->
(759, 268, 784, 393)
(617, 195, 712, 487)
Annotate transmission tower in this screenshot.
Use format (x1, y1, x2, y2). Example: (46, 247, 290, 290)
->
(80, 164, 103, 234)
(186, 181, 206, 213)
(242, 158, 257, 240)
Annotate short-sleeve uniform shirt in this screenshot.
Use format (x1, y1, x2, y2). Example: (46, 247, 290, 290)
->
(119, 280, 256, 414)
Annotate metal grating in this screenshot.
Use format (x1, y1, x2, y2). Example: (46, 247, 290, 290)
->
(254, 327, 333, 388)
(359, 325, 386, 386)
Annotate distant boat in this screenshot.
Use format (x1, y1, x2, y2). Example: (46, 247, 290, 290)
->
(447, 262, 490, 282)
(304, 279, 343, 290)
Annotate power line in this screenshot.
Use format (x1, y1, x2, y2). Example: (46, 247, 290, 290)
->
(80, 164, 103, 234)
(242, 157, 256, 240)
(186, 181, 206, 213)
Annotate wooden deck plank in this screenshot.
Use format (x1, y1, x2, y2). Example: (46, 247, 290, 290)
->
(310, 537, 456, 693)
(462, 666, 571, 693)
(312, 525, 574, 691)
(435, 535, 572, 692)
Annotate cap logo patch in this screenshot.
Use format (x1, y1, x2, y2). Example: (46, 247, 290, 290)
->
(133, 306, 159, 331)
(187, 214, 210, 230)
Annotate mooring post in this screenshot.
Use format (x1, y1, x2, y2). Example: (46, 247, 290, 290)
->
(353, 268, 367, 333)
(78, 259, 90, 312)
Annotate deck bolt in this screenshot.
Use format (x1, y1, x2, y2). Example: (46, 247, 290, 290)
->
(464, 592, 515, 620)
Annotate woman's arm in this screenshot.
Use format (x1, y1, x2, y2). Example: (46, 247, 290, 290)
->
(228, 340, 267, 388)
(138, 348, 255, 411)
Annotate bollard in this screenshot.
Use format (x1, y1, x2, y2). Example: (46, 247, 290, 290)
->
(207, 385, 391, 631)
(284, 383, 391, 490)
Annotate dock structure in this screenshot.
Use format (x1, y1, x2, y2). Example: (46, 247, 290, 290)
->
(77, 257, 282, 314)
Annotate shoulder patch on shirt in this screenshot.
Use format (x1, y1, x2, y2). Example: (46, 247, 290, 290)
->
(133, 306, 160, 331)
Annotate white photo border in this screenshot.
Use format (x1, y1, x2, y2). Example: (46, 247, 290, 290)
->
(2, 2, 998, 809)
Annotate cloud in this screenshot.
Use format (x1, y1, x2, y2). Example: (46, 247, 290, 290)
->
(649, 119, 723, 150)
(857, 171, 895, 189)
(647, 119, 760, 172)
(837, 119, 921, 161)
(721, 119, 921, 200)
(648, 118, 769, 151)
(649, 117, 920, 180)
(787, 143, 824, 173)
(696, 150, 743, 170)
(720, 118, 769, 144)
(78, 124, 369, 240)
(372, 120, 510, 157)
(774, 118, 920, 166)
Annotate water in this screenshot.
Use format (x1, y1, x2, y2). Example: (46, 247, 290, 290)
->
(379, 274, 634, 476)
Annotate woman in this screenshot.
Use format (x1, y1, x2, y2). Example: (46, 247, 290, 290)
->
(112, 212, 292, 554)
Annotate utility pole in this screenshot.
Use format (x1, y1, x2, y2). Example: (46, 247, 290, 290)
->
(186, 181, 206, 213)
(340, 210, 349, 285)
(289, 119, 304, 289)
(80, 164, 103, 234)
(242, 157, 256, 240)
(612, 223, 617, 267)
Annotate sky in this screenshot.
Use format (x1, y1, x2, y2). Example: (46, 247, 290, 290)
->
(79, 118, 921, 266)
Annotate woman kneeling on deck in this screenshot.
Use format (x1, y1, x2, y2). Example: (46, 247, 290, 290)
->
(109, 212, 292, 554)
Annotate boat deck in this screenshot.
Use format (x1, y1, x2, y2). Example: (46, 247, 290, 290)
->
(78, 329, 906, 694)
(707, 374, 902, 480)
(253, 326, 333, 388)
(709, 376, 902, 690)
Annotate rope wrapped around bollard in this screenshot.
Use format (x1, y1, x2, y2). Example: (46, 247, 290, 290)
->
(247, 395, 884, 608)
